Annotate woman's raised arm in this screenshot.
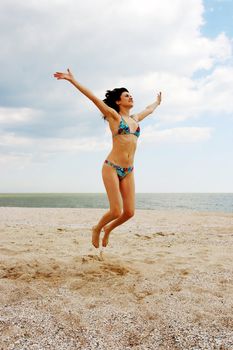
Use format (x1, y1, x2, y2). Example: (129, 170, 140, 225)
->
(53, 69, 118, 120)
(134, 92, 162, 122)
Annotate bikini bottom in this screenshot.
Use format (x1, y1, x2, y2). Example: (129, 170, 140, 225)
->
(104, 159, 134, 181)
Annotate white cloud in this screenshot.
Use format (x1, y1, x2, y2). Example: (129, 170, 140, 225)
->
(0, 153, 33, 167)
(198, 66, 233, 114)
(0, 132, 111, 164)
(121, 62, 233, 124)
(0, 124, 211, 167)
(0, 107, 40, 124)
(41, 137, 110, 153)
(142, 126, 213, 143)
(1, 0, 232, 119)
(0, 0, 231, 84)
(0, 132, 31, 146)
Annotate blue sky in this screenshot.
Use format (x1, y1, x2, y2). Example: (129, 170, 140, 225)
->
(0, 0, 232, 193)
(202, 0, 233, 37)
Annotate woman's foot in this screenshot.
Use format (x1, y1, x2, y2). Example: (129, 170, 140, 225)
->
(92, 225, 101, 248)
(102, 226, 111, 247)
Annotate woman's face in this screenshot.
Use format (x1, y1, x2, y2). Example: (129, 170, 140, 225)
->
(118, 91, 134, 108)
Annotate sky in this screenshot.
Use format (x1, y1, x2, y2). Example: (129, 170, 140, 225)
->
(0, 0, 233, 193)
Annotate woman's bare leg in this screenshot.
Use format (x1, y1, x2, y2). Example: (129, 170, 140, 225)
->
(92, 164, 122, 248)
(102, 171, 135, 247)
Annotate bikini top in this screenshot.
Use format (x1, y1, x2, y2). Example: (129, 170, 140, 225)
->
(113, 115, 140, 138)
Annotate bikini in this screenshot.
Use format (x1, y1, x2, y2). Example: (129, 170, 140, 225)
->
(104, 115, 140, 180)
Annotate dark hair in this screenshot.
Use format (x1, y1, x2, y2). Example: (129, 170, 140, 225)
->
(102, 87, 128, 119)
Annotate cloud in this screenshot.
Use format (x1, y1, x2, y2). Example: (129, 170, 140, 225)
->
(0, 124, 211, 167)
(39, 136, 110, 153)
(198, 66, 233, 115)
(0, 132, 31, 146)
(0, 153, 33, 167)
(117, 61, 233, 124)
(142, 125, 213, 143)
(1, 0, 231, 90)
(0, 131, 111, 164)
(0, 107, 41, 124)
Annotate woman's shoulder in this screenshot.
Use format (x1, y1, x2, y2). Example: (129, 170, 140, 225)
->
(104, 109, 121, 122)
(105, 111, 121, 123)
(130, 114, 139, 122)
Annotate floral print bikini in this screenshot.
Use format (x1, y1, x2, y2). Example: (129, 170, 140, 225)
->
(104, 115, 140, 181)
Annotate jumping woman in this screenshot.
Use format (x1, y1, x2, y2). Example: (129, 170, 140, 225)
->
(53, 69, 162, 248)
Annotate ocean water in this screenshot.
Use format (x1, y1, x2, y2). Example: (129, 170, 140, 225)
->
(0, 193, 232, 213)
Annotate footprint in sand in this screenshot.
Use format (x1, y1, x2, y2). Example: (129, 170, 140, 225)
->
(80, 254, 137, 277)
(152, 232, 166, 237)
(101, 264, 130, 276)
(143, 258, 155, 264)
(179, 268, 190, 276)
(81, 254, 102, 263)
(134, 233, 152, 240)
(170, 285, 182, 292)
(0, 248, 27, 256)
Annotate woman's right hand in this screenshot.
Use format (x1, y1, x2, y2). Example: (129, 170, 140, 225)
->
(53, 68, 74, 82)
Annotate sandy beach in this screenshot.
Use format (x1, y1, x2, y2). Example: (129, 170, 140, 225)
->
(0, 207, 233, 350)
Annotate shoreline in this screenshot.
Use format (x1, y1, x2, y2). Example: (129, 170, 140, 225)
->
(1, 206, 233, 214)
(1, 193, 233, 214)
(0, 208, 233, 349)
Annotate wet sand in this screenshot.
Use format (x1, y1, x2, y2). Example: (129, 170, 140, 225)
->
(0, 207, 233, 349)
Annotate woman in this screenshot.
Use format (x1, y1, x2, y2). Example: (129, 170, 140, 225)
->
(54, 69, 162, 248)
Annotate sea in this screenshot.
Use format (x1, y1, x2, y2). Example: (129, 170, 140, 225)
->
(0, 193, 232, 213)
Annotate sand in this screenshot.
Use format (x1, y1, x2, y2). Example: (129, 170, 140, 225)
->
(0, 207, 233, 350)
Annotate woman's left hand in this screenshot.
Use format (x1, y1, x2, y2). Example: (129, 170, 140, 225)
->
(53, 68, 74, 82)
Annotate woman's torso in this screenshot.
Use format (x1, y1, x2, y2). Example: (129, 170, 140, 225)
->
(106, 114, 140, 167)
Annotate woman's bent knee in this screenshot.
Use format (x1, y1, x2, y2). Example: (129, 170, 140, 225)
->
(123, 209, 135, 219)
(110, 208, 122, 219)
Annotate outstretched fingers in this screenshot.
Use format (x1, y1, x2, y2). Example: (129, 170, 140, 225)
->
(53, 68, 73, 80)
(53, 72, 63, 79)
